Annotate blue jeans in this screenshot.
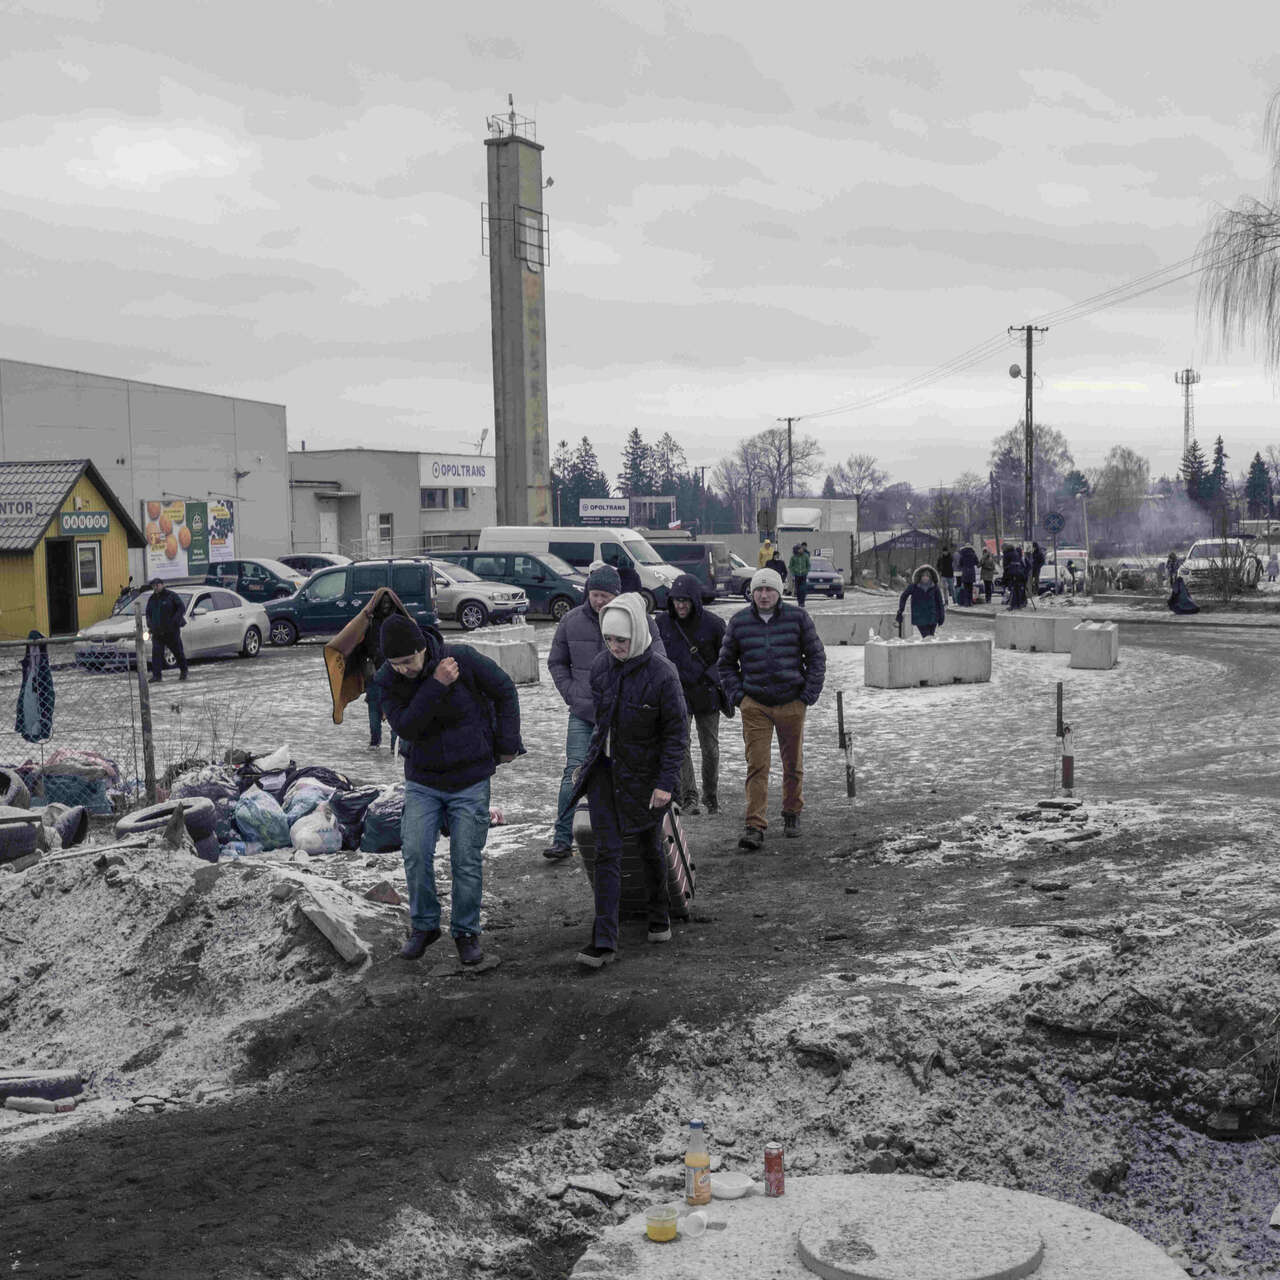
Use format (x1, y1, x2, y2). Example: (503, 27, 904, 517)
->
(553, 713, 594, 846)
(366, 678, 397, 752)
(941, 575, 955, 603)
(401, 777, 490, 937)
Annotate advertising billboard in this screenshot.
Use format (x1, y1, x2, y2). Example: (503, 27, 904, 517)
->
(141, 499, 235, 579)
(579, 497, 629, 526)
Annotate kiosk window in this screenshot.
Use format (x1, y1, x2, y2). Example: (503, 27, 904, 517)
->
(77, 542, 102, 595)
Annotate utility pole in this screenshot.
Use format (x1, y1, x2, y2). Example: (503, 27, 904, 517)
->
(988, 469, 1002, 551)
(776, 417, 796, 497)
(1174, 368, 1200, 460)
(1008, 325, 1048, 543)
(697, 464, 708, 535)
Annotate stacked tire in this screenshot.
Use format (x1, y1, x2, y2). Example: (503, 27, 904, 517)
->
(114, 798, 221, 863)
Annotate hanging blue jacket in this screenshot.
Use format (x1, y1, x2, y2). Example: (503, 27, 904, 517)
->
(16, 630, 54, 743)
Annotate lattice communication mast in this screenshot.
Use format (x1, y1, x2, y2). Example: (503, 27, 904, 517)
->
(1174, 368, 1200, 458)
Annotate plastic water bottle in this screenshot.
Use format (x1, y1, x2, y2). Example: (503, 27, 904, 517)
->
(684, 1119, 711, 1205)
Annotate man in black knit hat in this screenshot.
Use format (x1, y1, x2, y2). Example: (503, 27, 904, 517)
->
(374, 614, 523, 964)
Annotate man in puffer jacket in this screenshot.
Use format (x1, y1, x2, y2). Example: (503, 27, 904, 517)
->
(567, 593, 687, 968)
(656, 572, 727, 815)
(377, 615, 524, 967)
(718, 567, 826, 850)
(897, 565, 946, 637)
(545, 565, 666, 859)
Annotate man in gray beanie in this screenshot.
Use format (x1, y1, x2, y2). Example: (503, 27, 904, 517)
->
(544, 564, 667, 858)
(718, 566, 825, 850)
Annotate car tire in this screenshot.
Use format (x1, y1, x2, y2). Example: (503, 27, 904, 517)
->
(269, 618, 298, 647)
(114, 797, 216, 841)
(240, 626, 261, 658)
(0, 821, 39, 863)
(0, 767, 31, 810)
(458, 600, 489, 631)
(550, 596, 574, 622)
(742, 582, 753, 601)
(193, 833, 221, 863)
(835, 590, 845, 599)
(640, 589, 656, 613)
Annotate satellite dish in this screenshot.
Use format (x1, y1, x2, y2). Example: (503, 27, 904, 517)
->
(1009, 363, 1022, 379)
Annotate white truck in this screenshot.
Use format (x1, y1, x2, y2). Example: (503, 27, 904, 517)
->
(774, 500, 859, 551)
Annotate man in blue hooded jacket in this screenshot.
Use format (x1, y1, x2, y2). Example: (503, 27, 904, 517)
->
(376, 614, 523, 965)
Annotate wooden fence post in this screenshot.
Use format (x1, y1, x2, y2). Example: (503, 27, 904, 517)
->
(134, 604, 157, 804)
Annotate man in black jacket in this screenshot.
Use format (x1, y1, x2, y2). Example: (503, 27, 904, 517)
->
(376, 615, 523, 965)
(718, 568, 826, 850)
(656, 572, 726, 815)
(144, 578, 188, 683)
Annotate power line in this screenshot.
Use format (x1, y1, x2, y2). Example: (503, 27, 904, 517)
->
(792, 240, 1280, 423)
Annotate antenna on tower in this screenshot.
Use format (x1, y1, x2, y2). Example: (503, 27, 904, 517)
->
(1174, 368, 1200, 458)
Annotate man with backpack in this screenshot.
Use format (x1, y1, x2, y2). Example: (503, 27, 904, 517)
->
(656, 572, 727, 815)
(376, 615, 523, 966)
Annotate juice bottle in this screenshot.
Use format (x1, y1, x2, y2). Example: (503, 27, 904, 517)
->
(684, 1119, 711, 1205)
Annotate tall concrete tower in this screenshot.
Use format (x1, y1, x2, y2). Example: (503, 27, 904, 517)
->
(1174, 367, 1200, 458)
(484, 98, 551, 526)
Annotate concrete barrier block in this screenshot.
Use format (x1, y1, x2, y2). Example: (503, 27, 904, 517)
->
(1051, 616, 1079, 652)
(994, 613, 1060, 652)
(463, 631, 541, 684)
(864, 636, 992, 688)
(1069, 621, 1119, 670)
(812, 611, 909, 646)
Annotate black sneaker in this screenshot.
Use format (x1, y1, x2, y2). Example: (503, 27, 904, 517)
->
(783, 812, 800, 838)
(542, 842, 573, 861)
(704, 799, 719, 815)
(684, 800, 701, 816)
(576, 944, 617, 969)
(738, 827, 764, 851)
(399, 927, 442, 959)
(647, 921, 673, 944)
(455, 933, 484, 966)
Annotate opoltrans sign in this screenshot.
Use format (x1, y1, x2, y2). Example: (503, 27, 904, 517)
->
(579, 497, 630, 525)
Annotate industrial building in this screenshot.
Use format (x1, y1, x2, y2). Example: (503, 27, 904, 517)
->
(289, 447, 497, 556)
(0, 358, 290, 582)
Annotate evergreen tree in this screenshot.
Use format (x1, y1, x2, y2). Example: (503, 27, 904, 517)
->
(1205, 435, 1229, 505)
(650, 432, 687, 493)
(616, 428, 655, 497)
(1180, 440, 1208, 506)
(1245, 451, 1271, 517)
(1062, 469, 1090, 497)
(573, 438, 611, 499)
(821, 473, 837, 498)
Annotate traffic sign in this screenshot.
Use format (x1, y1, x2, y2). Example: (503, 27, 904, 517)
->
(1043, 511, 1066, 534)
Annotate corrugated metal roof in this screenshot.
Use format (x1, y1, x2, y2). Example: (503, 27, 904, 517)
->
(0, 459, 145, 552)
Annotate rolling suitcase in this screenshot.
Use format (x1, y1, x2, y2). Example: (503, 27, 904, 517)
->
(574, 803, 695, 921)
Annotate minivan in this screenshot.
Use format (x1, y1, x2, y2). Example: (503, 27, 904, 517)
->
(656, 540, 732, 601)
(436, 549, 586, 621)
(476, 526, 680, 609)
(205, 557, 307, 603)
(264, 558, 437, 646)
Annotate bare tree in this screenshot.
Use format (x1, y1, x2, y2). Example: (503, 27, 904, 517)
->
(827, 453, 886, 499)
(1198, 91, 1280, 372)
(951, 470, 988, 542)
(751, 426, 823, 512)
(925, 488, 963, 547)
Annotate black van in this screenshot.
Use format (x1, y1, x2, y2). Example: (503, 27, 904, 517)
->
(655, 542, 722, 602)
(263, 559, 437, 645)
(436, 549, 586, 621)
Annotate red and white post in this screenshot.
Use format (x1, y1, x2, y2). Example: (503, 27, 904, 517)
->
(1056, 681, 1073, 793)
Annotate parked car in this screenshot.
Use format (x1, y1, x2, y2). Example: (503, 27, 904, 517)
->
(797, 555, 845, 599)
(435, 549, 586, 621)
(76, 587, 268, 669)
(1178, 539, 1263, 591)
(278, 552, 352, 576)
(264, 559, 438, 646)
(429, 562, 528, 630)
(204, 558, 307, 603)
(728, 551, 755, 599)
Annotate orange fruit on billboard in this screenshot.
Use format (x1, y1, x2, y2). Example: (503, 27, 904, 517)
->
(159, 514, 173, 535)
(147, 501, 162, 520)
(164, 534, 178, 559)
(146, 521, 161, 544)
(178, 525, 192, 550)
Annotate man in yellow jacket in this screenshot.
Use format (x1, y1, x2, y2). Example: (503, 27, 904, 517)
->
(757, 539, 774, 568)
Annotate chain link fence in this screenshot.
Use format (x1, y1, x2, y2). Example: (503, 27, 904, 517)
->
(0, 628, 148, 814)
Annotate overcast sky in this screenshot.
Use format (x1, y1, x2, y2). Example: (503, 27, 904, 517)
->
(3, 0, 1279, 491)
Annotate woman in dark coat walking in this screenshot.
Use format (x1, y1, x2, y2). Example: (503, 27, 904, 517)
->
(896, 566, 946, 637)
(569, 593, 687, 969)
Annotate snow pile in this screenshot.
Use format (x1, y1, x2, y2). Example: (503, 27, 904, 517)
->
(0, 837, 404, 1137)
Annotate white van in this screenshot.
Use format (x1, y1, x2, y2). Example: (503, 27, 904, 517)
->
(477, 526, 681, 609)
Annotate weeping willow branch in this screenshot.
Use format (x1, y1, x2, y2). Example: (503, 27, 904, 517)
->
(1197, 91, 1280, 373)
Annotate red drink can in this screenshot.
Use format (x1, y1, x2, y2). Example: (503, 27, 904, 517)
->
(764, 1142, 785, 1196)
